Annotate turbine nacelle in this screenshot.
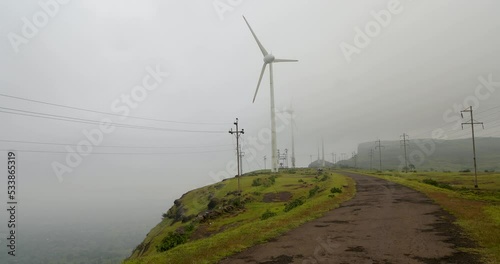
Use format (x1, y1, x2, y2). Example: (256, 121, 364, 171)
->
(264, 54, 275, 64)
(243, 16, 297, 103)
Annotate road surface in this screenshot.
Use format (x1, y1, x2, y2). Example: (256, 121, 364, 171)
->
(220, 172, 481, 264)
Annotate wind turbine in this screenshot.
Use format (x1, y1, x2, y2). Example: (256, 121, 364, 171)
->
(278, 104, 297, 168)
(243, 16, 298, 173)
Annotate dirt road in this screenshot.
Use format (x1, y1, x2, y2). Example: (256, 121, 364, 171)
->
(220, 172, 481, 264)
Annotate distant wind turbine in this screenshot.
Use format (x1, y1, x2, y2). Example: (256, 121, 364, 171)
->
(278, 104, 297, 168)
(243, 16, 298, 173)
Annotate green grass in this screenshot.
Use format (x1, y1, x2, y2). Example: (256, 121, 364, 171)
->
(357, 170, 500, 264)
(124, 168, 355, 264)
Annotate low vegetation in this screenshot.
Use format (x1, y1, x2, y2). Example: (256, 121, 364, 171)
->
(125, 168, 355, 264)
(260, 209, 277, 220)
(283, 197, 305, 212)
(359, 170, 500, 264)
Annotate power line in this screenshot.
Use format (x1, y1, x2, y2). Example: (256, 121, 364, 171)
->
(475, 105, 500, 115)
(404, 106, 500, 140)
(0, 139, 232, 149)
(0, 149, 233, 155)
(0, 107, 226, 133)
(0, 93, 226, 125)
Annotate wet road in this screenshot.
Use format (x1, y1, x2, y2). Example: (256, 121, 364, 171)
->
(220, 172, 481, 264)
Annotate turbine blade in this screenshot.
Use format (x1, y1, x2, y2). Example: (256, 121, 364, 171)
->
(243, 16, 268, 56)
(253, 63, 267, 103)
(274, 59, 298, 63)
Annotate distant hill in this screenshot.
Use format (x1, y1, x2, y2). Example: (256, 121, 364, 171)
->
(336, 137, 500, 172)
(308, 159, 335, 168)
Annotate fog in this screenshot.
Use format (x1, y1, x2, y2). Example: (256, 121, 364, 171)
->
(1, 0, 500, 262)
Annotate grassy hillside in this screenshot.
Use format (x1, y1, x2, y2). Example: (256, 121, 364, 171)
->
(339, 137, 500, 171)
(124, 168, 355, 264)
(359, 170, 500, 263)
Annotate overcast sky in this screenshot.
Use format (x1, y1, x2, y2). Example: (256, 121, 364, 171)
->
(1, 0, 500, 258)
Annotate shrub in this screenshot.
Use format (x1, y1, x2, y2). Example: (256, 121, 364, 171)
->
(422, 178, 439, 186)
(252, 178, 262, 186)
(207, 198, 220, 210)
(330, 187, 342, 194)
(284, 198, 305, 212)
(156, 232, 188, 252)
(231, 197, 242, 207)
(308, 186, 320, 198)
(260, 209, 277, 220)
(252, 176, 276, 187)
(320, 175, 329, 182)
(422, 178, 453, 190)
(185, 223, 195, 233)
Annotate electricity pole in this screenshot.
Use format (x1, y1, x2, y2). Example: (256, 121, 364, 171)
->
(309, 154, 313, 164)
(375, 140, 384, 171)
(285, 148, 289, 168)
(229, 118, 244, 193)
(317, 146, 320, 162)
(400, 133, 409, 173)
(321, 138, 325, 168)
(461, 106, 484, 188)
(369, 149, 373, 171)
(264, 156, 267, 170)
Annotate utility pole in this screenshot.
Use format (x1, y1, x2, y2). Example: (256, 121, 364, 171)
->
(317, 146, 320, 162)
(264, 156, 267, 170)
(321, 138, 325, 168)
(375, 140, 384, 171)
(461, 106, 484, 188)
(331, 153, 335, 163)
(352, 152, 357, 168)
(229, 118, 244, 193)
(310, 154, 313, 164)
(278, 149, 288, 168)
(400, 133, 409, 173)
(278, 149, 281, 168)
(369, 149, 374, 170)
(285, 149, 289, 168)
(281, 106, 297, 168)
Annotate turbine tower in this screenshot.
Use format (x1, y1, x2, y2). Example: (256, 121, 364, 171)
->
(243, 16, 298, 173)
(289, 106, 296, 169)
